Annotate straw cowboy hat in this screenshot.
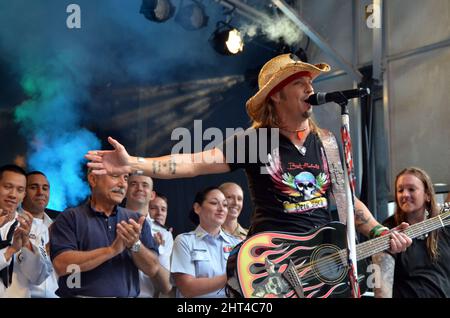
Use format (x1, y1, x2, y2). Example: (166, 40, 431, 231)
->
(246, 53, 330, 118)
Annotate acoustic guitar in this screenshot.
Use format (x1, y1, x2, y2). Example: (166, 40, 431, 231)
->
(226, 204, 450, 298)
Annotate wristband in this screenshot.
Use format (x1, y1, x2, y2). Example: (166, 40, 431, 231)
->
(135, 157, 145, 175)
(369, 225, 390, 239)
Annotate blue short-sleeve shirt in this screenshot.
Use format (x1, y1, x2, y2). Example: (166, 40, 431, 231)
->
(50, 201, 158, 297)
(171, 226, 241, 298)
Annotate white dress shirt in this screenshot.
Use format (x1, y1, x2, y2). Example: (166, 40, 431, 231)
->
(29, 212, 59, 298)
(0, 210, 52, 298)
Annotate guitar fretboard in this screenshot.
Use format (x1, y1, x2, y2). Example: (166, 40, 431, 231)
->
(355, 211, 449, 260)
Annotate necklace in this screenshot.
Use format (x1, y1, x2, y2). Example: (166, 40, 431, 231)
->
(280, 127, 308, 141)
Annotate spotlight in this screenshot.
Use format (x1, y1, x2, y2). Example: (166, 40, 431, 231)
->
(175, 0, 208, 30)
(209, 21, 244, 55)
(140, 0, 176, 23)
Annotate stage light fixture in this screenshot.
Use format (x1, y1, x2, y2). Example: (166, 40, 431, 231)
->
(140, 0, 176, 23)
(209, 21, 244, 55)
(175, 0, 209, 30)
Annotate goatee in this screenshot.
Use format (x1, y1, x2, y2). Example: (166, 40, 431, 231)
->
(303, 108, 313, 119)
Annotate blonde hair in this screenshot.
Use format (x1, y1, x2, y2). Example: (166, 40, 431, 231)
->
(394, 167, 440, 262)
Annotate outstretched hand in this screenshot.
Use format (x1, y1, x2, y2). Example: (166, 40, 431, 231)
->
(85, 137, 132, 175)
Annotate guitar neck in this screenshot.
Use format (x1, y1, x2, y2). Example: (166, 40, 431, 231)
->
(356, 212, 449, 260)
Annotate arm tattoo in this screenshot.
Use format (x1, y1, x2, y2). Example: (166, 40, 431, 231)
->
(169, 160, 176, 175)
(152, 161, 161, 174)
(355, 209, 370, 228)
(372, 252, 395, 298)
(160, 160, 177, 175)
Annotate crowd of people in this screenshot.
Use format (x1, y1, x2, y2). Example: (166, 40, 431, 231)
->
(0, 162, 248, 298)
(1, 53, 448, 298)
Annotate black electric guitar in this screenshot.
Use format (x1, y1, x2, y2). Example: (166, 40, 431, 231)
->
(226, 204, 450, 298)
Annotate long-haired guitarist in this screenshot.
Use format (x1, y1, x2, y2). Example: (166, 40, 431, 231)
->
(373, 167, 450, 298)
(84, 53, 412, 297)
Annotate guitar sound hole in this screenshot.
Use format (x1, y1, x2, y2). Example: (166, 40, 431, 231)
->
(311, 245, 347, 284)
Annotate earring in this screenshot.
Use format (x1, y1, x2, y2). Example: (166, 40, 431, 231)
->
(424, 210, 429, 218)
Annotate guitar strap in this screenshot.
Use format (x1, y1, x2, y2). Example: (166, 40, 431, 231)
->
(319, 130, 348, 225)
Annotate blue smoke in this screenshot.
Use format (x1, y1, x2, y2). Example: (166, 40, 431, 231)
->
(0, 0, 254, 211)
(12, 50, 100, 210)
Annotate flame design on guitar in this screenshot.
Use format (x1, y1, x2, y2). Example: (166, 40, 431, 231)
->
(237, 224, 354, 298)
(233, 204, 450, 298)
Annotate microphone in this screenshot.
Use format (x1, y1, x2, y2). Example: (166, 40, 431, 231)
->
(306, 87, 370, 105)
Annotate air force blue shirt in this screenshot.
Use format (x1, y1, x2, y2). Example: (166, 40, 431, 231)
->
(50, 201, 158, 297)
(171, 226, 241, 298)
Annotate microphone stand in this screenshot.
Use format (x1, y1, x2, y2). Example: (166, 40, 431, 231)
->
(333, 93, 360, 298)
